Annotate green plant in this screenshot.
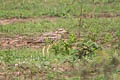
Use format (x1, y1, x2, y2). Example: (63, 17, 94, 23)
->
(76, 39, 100, 58)
(51, 32, 100, 59)
(52, 33, 77, 55)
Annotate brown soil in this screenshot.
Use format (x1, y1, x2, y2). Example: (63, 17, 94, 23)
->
(82, 13, 120, 18)
(0, 13, 120, 25)
(0, 16, 57, 25)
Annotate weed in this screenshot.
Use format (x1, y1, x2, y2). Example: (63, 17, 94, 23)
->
(51, 32, 100, 59)
(75, 39, 100, 59)
(51, 33, 77, 55)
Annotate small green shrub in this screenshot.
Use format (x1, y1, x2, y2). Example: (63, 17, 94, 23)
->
(75, 39, 99, 58)
(52, 33, 77, 55)
(51, 33, 100, 59)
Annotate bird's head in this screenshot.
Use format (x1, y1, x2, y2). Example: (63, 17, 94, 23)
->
(55, 28, 68, 35)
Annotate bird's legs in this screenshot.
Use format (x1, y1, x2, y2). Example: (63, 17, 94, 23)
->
(42, 42, 57, 57)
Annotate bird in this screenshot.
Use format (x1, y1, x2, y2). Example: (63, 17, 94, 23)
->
(27, 28, 68, 44)
(0, 28, 69, 56)
(41, 28, 69, 56)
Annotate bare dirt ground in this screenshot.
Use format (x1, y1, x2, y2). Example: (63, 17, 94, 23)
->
(0, 16, 57, 25)
(0, 13, 120, 25)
